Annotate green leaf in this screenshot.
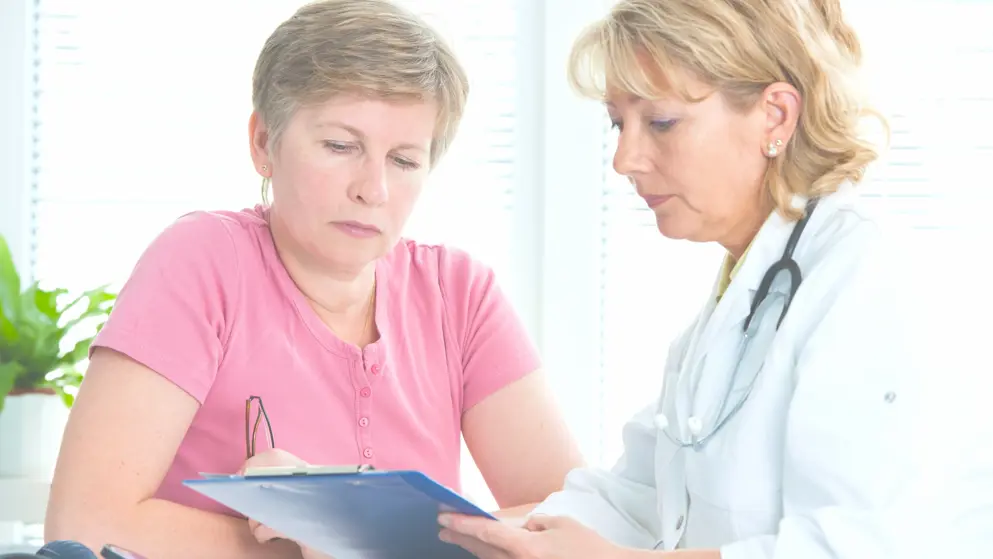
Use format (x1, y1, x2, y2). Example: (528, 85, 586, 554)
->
(20, 282, 55, 330)
(0, 361, 26, 414)
(0, 235, 21, 333)
(0, 312, 17, 345)
(60, 293, 116, 334)
(83, 287, 117, 310)
(0, 235, 116, 404)
(52, 367, 83, 388)
(34, 285, 68, 321)
(60, 336, 96, 367)
(57, 387, 75, 408)
(60, 286, 115, 315)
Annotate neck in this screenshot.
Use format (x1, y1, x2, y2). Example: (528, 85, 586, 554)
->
(720, 202, 772, 261)
(267, 215, 376, 317)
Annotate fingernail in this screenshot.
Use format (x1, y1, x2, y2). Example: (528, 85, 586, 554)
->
(438, 529, 451, 542)
(438, 514, 451, 527)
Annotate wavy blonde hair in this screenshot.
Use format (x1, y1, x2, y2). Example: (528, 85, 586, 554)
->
(253, 0, 469, 203)
(569, 0, 887, 219)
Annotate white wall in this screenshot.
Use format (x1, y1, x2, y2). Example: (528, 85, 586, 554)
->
(0, 0, 32, 274)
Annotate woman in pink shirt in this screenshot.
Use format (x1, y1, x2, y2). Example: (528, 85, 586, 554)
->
(43, 1, 583, 557)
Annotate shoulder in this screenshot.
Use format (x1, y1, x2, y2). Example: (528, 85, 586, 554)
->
(138, 207, 268, 273)
(155, 206, 267, 250)
(384, 238, 498, 298)
(799, 185, 898, 290)
(795, 188, 919, 352)
(807, 186, 884, 256)
(115, 206, 275, 314)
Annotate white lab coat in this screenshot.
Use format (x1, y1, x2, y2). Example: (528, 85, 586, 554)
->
(532, 185, 993, 558)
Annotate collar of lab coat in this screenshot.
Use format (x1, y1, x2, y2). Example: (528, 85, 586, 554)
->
(707, 183, 857, 328)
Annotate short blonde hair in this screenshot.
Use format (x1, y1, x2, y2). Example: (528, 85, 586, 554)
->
(569, 0, 886, 219)
(253, 0, 470, 201)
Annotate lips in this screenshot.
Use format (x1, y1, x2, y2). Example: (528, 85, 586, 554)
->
(335, 221, 380, 233)
(641, 194, 673, 208)
(332, 220, 382, 238)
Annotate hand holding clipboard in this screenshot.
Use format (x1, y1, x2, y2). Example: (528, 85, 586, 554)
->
(185, 462, 495, 559)
(212, 396, 493, 558)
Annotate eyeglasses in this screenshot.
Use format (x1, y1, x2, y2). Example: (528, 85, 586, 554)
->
(245, 395, 275, 459)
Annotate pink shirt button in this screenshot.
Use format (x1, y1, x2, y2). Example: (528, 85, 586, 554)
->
(358, 417, 369, 427)
(363, 448, 374, 459)
(370, 364, 381, 375)
(359, 387, 371, 398)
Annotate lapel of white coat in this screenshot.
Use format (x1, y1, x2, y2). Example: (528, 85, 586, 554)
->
(693, 209, 799, 355)
(679, 197, 812, 417)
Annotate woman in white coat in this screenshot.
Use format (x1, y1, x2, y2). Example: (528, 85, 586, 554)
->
(438, 0, 993, 557)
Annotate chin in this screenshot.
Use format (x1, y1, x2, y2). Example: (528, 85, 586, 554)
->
(654, 214, 692, 241)
(312, 242, 380, 273)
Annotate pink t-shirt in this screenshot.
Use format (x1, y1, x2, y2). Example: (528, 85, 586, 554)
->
(90, 206, 540, 515)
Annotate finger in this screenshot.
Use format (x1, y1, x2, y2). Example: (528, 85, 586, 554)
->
(498, 516, 528, 529)
(240, 448, 309, 474)
(439, 528, 510, 559)
(524, 514, 570, 532)
(439, 514, 522, 549)
(252, 522, 289, 544)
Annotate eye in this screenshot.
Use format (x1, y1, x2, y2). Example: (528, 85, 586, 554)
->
(609, 120, 623, 132)
(650, 119, 678, 132)
(323, 140, 355, 153)
(392, 155, 421, 171)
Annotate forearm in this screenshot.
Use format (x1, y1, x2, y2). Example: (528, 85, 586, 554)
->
(51, 497, 302, 559)
(662, 551, 720, 558)
(133, 498, 304, 558)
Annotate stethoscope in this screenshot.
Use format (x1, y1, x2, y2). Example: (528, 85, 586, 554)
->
(656, 198, 821, 450)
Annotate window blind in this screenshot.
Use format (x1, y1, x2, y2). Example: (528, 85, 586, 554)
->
(847, 0, 993, 245)
(593, 0, 993, 466)
(395, 0, 522, 511)
(398, 0, 519, 286)
(30, 0, 524, 507)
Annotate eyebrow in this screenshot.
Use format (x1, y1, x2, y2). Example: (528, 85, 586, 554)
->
(604, 93, 648, 108)
(314, 120, 428, 153)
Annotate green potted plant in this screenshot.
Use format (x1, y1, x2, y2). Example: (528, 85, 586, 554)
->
(0, 233, 116, 479)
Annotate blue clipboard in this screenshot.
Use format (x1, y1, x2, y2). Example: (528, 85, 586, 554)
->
(183, 467, 495, 559)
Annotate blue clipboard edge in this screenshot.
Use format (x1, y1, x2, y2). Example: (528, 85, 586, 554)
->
(182, 469, 497, 520)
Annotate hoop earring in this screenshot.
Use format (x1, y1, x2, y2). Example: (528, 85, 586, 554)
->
(767, 139, 784, 158)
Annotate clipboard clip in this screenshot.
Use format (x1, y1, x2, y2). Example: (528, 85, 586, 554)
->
(198, 464, 376, 480)
(243, 464, 377, 477)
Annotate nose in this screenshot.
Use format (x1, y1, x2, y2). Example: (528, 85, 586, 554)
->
(612, 126, 652, 178)
(348, 159, 389, 206)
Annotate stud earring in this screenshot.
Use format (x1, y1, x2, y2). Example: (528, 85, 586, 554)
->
(767, 139, 784, 157)
(261, 164, 268, 173)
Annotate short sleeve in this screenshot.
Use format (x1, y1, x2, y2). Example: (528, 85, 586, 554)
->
(90, 211, 240, 403)
(438, 248, 541, 413)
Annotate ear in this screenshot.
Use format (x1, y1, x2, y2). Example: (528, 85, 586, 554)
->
(249, 111, 272, 177)
(759, 82, 801, 158)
